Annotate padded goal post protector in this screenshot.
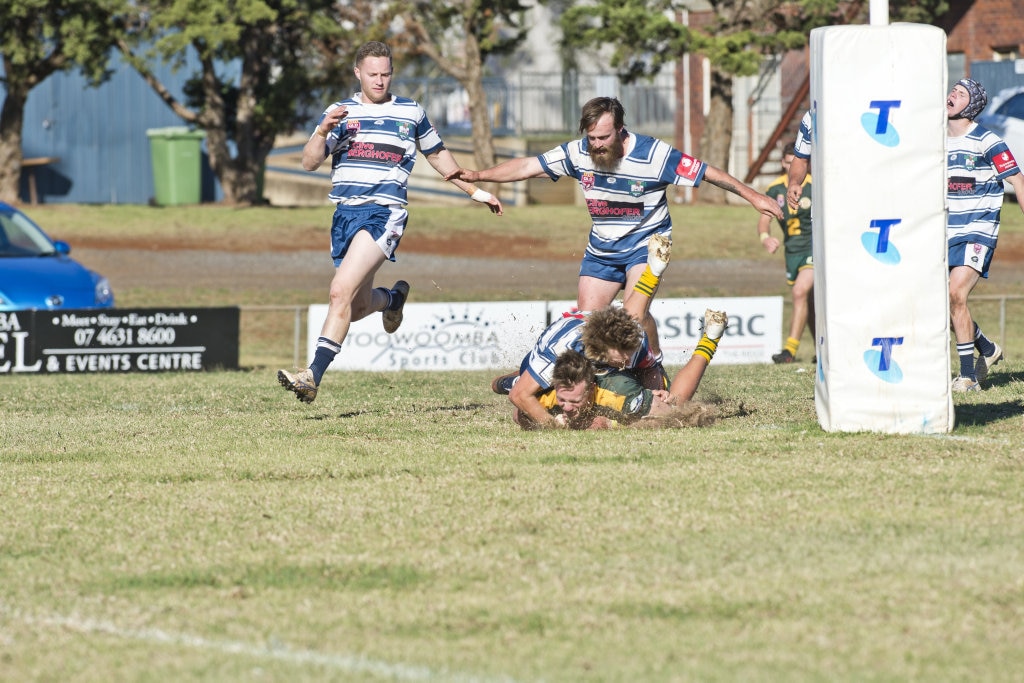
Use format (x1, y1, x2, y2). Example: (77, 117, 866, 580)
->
(811, 24, 954, 433)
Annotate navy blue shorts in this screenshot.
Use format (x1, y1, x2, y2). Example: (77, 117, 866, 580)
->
(330, 204, 408, 266)
(579, 244, 649, 284)
(949, 241, 993, 278)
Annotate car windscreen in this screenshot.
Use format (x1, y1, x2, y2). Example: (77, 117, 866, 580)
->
(0, 209, 57, 257)
(997, 93, 1024, 119)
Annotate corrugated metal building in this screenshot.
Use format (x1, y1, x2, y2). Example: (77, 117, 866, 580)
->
(5, 50, 222, 205)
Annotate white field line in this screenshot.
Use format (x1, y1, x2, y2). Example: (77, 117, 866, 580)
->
(6, 606, 517, 683)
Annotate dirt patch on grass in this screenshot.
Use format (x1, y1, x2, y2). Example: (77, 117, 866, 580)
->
(71, 219, 1024, 304)
(73, 228, 575, 262)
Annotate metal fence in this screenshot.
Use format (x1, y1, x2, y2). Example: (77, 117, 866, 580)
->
(398, 70, 678, 138)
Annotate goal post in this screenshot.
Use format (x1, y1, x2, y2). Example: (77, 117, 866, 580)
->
(810, 23, 954, 433)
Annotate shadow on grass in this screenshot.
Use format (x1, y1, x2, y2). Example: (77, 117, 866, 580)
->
(984, 370, 1024, 390)
(954, 399, 1024, 426)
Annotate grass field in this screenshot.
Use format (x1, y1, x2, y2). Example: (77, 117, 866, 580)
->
(2, 204, 1024, 681)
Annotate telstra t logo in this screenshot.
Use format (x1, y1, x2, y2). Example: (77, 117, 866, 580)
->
(864, 337, 904, 383)
(861, 100, 901, 147)
(861, 218, 901, 264)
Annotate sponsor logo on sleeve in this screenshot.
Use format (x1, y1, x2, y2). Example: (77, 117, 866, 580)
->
(675, 154, 701, 180)
(994, 150, 1019, 175)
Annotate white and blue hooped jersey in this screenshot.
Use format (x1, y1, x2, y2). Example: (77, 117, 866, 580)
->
(793, 111, 813, 160)
(523, 312, 656, 391)
(316, 93, 445, 206)
(947, 122, 1021, 249)
(537, 133, 707, 263)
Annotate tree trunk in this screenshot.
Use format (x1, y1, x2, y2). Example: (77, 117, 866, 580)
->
(462, 32, 496, 171)
(196, 55, 272, 206)
(697, 68, 734, 204)
(0, 86, 28, 205)
(120, 42, 272, 206)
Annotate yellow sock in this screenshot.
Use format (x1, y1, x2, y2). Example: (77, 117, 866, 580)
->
(784, 337, 800, 356)
(633, 266, 660, 298)
(693, 335, 718, 363)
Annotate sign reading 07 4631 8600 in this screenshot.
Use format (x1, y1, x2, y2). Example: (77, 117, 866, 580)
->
(0, 307, 239, 374)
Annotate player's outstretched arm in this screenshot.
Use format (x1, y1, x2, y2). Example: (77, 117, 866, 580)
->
(509, 373, 561, 428)
(757, 214, 780, 254)
(703, 166, 783, 220)
(425, 149, 504, 215)
(787, 156, 809, 210)
(445, 156, 545, 184)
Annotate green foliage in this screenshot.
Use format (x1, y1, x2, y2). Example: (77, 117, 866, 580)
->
(561, 0, 691, 80)
(560, 0, 812, 81)
(560, 0, 953, 83)
(116, 0, 391, 202)
(130, 0, 359, 132)
(0, 0, 124, 86)
(891, 0, 950, 23)
(392, 0, 531, 59)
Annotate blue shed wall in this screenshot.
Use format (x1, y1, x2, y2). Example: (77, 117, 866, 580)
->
(5, 50, 223, 204)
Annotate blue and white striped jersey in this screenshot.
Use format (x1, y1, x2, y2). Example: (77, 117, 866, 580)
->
(794, 111, 813, 160)
(522, 312, 656, 390)
(536, 133, 707, 263)
(947, 122, 1021, 249)
(315, 93, 445, 206)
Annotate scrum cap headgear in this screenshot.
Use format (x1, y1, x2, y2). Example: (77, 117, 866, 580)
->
(952, 78, 987, 121)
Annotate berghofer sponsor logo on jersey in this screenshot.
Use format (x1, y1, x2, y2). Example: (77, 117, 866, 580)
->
(948, 175, 975, 194)
(347, 141, 404, 166)
(585, 198, 642, 218)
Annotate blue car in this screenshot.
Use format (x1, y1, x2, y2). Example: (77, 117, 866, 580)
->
(0, 201, 114, 311)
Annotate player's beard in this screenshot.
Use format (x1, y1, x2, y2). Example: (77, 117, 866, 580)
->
(591, 134, 625, 172)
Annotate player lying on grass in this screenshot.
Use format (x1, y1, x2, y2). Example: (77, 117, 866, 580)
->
(492, 234, 699, 428)
(511, 309, 728, 430)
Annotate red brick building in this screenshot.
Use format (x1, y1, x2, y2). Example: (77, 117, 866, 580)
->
(942, 0, 1024, 73)
(710, 0, 1024, 184)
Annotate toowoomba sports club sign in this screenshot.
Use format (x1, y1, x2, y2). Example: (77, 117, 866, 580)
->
(312, 296, 783, 372)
